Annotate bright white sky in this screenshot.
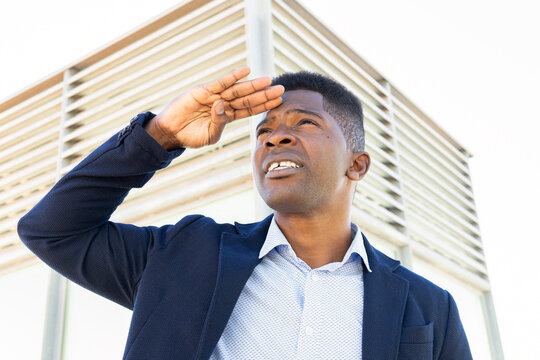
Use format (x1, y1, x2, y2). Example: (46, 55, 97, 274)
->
(1, 0, 539, 358)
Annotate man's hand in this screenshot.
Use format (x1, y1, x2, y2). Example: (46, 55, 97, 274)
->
(144, 67, 284, 150)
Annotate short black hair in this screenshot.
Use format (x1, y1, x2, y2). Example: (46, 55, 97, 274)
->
(271, 71, 365, 152)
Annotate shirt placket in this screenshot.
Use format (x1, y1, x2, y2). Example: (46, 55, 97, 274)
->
(296, 269, 324, 359)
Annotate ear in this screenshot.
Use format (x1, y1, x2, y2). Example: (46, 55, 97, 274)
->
(346, 152, 370, 181)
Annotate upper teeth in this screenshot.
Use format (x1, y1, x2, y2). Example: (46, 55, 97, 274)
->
(268, 161, 300, 172)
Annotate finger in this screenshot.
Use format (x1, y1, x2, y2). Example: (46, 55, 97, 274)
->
(208, 100, 229, 144)
(220, 77, 273, 100)
(228, 97, 283, 120)
(204, 66, 251, 94)
(228, 85, 284, 110)
(190, 86, 221, 105)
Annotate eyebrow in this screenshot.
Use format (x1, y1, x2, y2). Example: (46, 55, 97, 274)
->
(256, 109, 323, 131)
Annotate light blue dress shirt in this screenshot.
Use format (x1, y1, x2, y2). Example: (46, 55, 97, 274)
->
(210, 218, 372, 359)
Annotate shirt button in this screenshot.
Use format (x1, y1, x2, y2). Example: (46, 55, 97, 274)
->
(311, 273, 319, 281)
(305, 326, 314, 335)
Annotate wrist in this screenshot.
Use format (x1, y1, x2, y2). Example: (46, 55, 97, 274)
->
(143, 115, 180, 151)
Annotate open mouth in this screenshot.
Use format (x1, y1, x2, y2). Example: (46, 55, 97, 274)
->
(264, 160, 303, 178)
(266, 160, 301, 173)
(266, 160, 302, 173)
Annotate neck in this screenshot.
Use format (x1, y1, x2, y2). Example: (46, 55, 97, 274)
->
(273, 208, 352, 269)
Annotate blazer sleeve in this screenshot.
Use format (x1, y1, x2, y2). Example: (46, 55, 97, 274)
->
(17, 112, 184, 309)
(438, 291, 473, 359)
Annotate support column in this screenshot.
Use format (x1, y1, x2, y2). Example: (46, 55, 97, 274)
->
(41, 67, 78, 360)
(482, 291, 505, 359)
(41, 272, 67, 360)
(244, 0, 276, 218)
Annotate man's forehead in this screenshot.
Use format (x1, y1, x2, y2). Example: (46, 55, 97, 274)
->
(256, 107, 324, 130)
(280, 89, 324, 104)
(255, 89, 327, 131)
(262, 89, 324, 118)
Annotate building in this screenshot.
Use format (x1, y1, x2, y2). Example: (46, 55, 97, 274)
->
(0, 0, 503, 358)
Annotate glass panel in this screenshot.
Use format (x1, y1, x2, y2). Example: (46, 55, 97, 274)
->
(174, 189, 257, 224)
(361, 229, 399, 259)
(62, 281, 132, 360)
(0, 262, 49, 359)
(414, 258, 492, 359)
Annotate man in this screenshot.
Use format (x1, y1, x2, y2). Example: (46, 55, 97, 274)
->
(18, 67, 472, 359)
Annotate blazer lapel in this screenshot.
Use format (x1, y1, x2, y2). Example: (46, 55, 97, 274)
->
(362, 234, 409, 360)
(197, 216, 272, 360)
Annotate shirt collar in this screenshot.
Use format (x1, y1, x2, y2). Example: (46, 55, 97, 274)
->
(259, 217, 289, 259)
(258, 217, 372, 272)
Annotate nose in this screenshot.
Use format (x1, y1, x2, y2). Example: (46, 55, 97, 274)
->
(265, 127, 296, 148)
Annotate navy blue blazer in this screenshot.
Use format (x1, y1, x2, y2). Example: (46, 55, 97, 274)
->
(18, 113, 472, 359)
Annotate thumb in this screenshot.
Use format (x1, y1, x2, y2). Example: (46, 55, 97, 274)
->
(208, 100, 229, 144)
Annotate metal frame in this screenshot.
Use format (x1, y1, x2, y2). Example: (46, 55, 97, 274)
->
(245, 0, 275, 218)
(41, 67, 78, 360)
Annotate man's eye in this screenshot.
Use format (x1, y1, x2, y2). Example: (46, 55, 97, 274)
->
(257, 128, 271, 137)
(298, 119, 317, 126)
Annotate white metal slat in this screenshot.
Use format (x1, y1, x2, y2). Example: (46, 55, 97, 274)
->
(125, 180, 252, 227)
(0, 112, 60, 153)
(63, 38, 247, 142)
(122, 153, 252, 215)
(113, 160, 253, 222)
(0, 186, 51, 225)
(0, 238, 32, 258)
(367, 129, 397, 156)
(0, 158, 55, 191)
(0, 99, 61, 138)
(410, 240, 490, 292)
(0, 235, 27, 253)
(361, 180, 405, 215)
(395, 115, 473, 186)
(366, 169, 402, 198)
(401, 167, 479, 227)
(64, 47, 247, 130)
(0, 83, 63, 124)
(271, 18, 387, 108)
(0, 142, 57, 176)
(364, 111, 397, 144)
(365, 143, 400, 171)
(0, 172, 56, 207)
(121, 128, 251, 206)
(397, 137, 476, 204)
(370, 160, 401, 186)
(67, 23, 246, 115)
(351, 207, 410, 253)
(67, 3, 247, 105)
(60, 85, 248, 175)
(0, 126, 59, 163)
(0, 232, 20, 249)
(59, 55, 248, 166)
(402, 176, 482, 238)
(392, 96, 471, 168)
(399, 155, 477, 217)
(272, 0, 389, 96)
(404, 193, 483, 251)
(69, 0, 241, 84)
(408, 217, 488, 277)
(354, 194, 407, 228)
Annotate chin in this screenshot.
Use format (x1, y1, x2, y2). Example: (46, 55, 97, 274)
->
(261, 191, 317, 215)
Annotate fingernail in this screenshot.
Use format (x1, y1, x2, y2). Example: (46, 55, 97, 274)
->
(216, 100, 225, 115)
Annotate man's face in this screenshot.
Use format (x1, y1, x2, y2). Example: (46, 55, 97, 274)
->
(252, 89, 354, 214)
